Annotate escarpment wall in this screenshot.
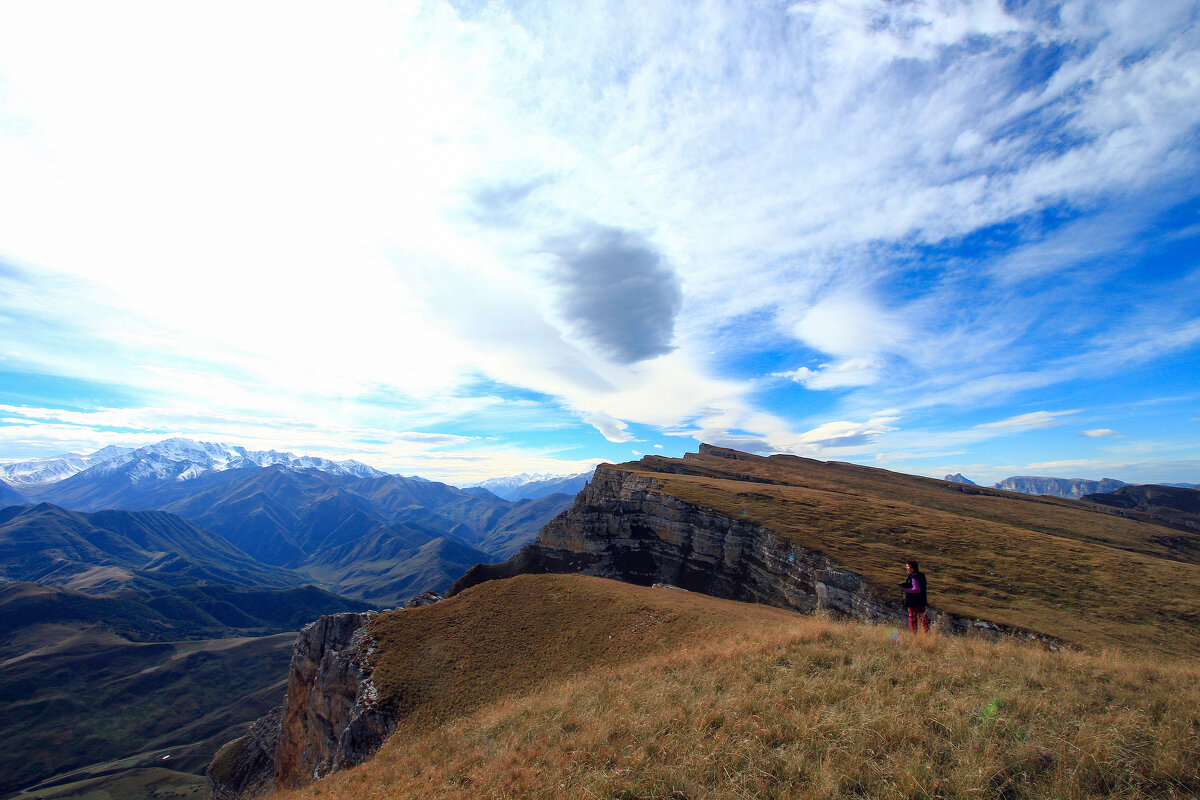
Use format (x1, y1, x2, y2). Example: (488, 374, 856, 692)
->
(453, 465, 893, 621)
(453, 464, 1065, 648)
(207, 612, 397, 799)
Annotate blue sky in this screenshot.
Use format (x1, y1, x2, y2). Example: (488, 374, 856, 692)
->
(1, 0, 1198, 485)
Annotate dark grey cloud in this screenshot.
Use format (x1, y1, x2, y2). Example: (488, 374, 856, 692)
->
(546, 226, 682, 364)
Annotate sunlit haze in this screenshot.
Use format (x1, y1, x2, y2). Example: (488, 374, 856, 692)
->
(1, 0, 1198, 484)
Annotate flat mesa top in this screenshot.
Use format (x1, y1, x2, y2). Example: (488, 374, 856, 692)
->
(601, 447, 1200, 656)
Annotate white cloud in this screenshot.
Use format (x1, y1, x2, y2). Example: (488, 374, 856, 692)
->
(1081, 428, 1121, 438)
(786, 413, 901, 452)
(974, 410, 1080, 431)
(0, 1, 1198, 472)
(775, 358, 882, 390)
(582, 411, 634, 443)
(790, 295, 910, 361)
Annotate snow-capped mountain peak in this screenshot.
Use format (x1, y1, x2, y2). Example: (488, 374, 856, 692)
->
(0, 446, 134, 487)
(0, 438, 388, 487)
(462, 469, 595, 501)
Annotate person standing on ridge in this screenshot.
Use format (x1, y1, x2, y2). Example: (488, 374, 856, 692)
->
(899, 560, 930, 634)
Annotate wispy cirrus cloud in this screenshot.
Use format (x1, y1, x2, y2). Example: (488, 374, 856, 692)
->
(975, 411, 1081, 432)
(0, 1, 1198, 480)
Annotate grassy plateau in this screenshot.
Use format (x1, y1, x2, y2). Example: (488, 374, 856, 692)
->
(274, 574, 1200, 800)
(615, 448, 1200, 655)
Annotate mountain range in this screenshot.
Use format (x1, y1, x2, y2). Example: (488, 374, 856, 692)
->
(942, 473, 1200, 498)
(991, 475, 1128, 498)
(462, 471, 593, 501)
(0, 438, 385, 489)
(0, 502, 296, 596)
(0, 439, 582, 798)
(2, 438, 578, 606)
(943, 472, 1128, 497)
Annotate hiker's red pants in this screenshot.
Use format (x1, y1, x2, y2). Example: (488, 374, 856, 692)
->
(908, 606, 930, 633)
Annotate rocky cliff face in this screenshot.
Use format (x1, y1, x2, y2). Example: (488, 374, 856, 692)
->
(453, 460, 893, 621)
(207, 612, 396, 799)
(454, 452, 1063, 647)
(210, 447, 1069, 797)
(993, 475, 1125, 498)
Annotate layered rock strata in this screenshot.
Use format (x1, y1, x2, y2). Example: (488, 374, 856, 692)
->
(207, 612, 395, 799)
(453, 457, 1062, 647)
(453, 462, 892, 620)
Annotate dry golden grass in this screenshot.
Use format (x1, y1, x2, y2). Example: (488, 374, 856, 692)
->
(620, 450, 1200, 656)
(366, 573, 800, 725)
(279, 575, 1200, 800)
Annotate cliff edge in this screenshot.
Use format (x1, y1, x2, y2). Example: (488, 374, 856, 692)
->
(207, 612, 395, 799)
(452, 458, 896, 623)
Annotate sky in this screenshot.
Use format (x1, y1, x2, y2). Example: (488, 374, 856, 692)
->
(1, 0, 1198, 485)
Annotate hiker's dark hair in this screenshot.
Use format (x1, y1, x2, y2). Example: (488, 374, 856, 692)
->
(906, 560, 919, 571)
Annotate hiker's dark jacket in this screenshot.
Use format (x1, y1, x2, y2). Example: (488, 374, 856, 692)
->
(902, 571, 928, 608)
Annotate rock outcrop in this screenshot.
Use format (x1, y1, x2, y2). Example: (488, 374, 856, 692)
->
(993, 475, 1125, 499)
(206, 707, 282, 800)
(207, 612, 396, 799)
(453, 451, 1064, 647)
(453, 461, 893, 621)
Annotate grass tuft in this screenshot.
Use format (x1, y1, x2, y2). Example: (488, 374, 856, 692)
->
(277, 575, 1200, 800)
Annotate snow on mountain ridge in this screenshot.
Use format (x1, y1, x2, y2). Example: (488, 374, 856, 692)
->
(0, 446, 134, 486)
(0, 438, 388, 487)
(463, 471, 585, 491)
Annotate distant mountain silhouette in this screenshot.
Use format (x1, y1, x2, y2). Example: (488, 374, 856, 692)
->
(943, 473, 976, 485)
(993, 476, 1125, 498)
(464, 470, 593, 501)
(18, 463, 571, 602)
(2, 438, 381, 490)
(6, 438, 574, 602)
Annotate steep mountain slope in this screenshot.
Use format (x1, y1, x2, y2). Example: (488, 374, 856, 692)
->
(157, 467, 391, 566)
(23, 460, 573, 599)
(0, 615, 294, 798)
(0, 580, 372, 643)
(0, 478, 24, 507)
(463, 471, 592, 501)
(0, 445, 133, 487)
(10, 438, 382, 496)
(214, 574, 1200, 800)
(301, 526, 492, 606)
(0, 503, 297, 594)
(1084, 484, 1200, 533)
(457, 445, 1200, 655)
(0, 577, 375, 799)
(993, 475, 1126, 498)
